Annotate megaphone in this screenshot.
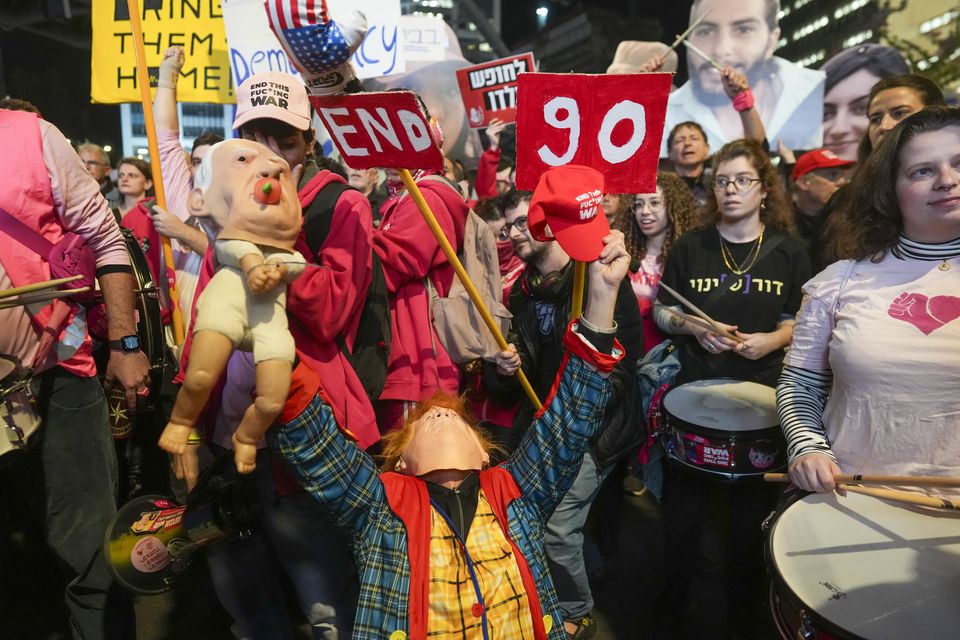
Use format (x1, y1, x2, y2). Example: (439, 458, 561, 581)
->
(103, 476, 261, 595)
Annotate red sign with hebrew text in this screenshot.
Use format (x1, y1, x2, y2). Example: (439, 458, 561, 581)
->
(455, 52, 536, 129)
(309, 91, 444, 171)
(515, 73, 672, 193)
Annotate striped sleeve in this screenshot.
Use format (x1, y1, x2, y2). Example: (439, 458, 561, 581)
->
(776, 365, 838, 463)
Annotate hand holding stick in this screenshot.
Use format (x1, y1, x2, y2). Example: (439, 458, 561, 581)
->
(659, 281, 745, 343)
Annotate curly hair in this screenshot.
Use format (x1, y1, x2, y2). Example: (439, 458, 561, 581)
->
(378, 392, 503, 473)
(827, 106, 960, 261)
(616, 172, 701, 264)
(702, 139, 795, 235)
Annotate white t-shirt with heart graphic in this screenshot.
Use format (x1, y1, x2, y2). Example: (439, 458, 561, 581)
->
(785, 253, 960, 479)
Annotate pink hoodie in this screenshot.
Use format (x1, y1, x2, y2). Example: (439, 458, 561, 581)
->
(373, 178, 468, 402)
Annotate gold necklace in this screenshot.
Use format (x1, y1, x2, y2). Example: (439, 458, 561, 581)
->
(718, 225, 765, 275)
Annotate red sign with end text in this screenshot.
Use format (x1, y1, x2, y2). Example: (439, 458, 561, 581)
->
(456, 52, 536, 129)
(309, 92, 444, 171)
(515, 73, 672, 193)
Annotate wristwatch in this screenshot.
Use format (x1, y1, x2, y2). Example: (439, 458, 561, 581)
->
(109, 335, 141, 352)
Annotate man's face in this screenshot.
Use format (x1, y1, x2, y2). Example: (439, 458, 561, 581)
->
(798, 166, 852, 208)
(190, 144, 213, 184)
(79, 150, 110, 183)
(346, 167, 377, 194)
(669, 125, 710, 171)
(504, 200, 550, 264)
(687, 0, 779, 99)
(239, 123, 313, 177)
(202, 139, 299, 232)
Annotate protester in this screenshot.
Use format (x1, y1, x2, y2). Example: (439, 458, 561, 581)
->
(653, 138, 811, 639)
(345, 164, 388, 223)
(790, 148, 854, 257)
(778, 106, 960, 494)
(820, 44, 910, 161)
(0, 106, 150, 639)
(116, 157, 153, 216)
(618, 172, 701, 353)
(78, 142, 121, 209)
(476, 118, 515, 199)
(269, 224, 630, 639)
(661, 0, 823, 153)
(172, 70, 378, 640)
(372, 97, 468, 432)
(601, 193, 629, 226)
(484, 178, 644, 638)
(857, 73, 946, 162)
(666, 121, 712, 207)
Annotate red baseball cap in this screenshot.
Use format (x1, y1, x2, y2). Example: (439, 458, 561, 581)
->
(791, 148, 854, 181)
(528, 165, 609, 262)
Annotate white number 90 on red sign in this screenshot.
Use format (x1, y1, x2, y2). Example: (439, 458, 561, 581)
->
(515, 73, 672, 193)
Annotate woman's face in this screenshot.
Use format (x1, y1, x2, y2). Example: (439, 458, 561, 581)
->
(117, 163, 151, 198)
(601, 194, 622, 223)
(823, 68, 878, 161)
(895, 125, 960, 243)
(714, 156, 766, 224)
(867, 87, 926, 150)
(632, 186, 669, 240)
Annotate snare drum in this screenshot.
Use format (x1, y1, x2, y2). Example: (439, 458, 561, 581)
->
(662, 378, 785, 481)
(0, 354, 41, 458)
(766, 491, 960, 639)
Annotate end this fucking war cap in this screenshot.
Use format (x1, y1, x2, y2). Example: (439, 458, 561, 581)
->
(528, 165, 609, 262)
(232, 72, 311, 132)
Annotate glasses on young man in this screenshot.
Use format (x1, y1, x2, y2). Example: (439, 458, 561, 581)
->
(500, 216, 529, 240)
(713, 176, 762, 191)
(83, 160, 107, 168)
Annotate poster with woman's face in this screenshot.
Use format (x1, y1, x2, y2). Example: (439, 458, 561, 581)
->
(820, 44, 909, 161)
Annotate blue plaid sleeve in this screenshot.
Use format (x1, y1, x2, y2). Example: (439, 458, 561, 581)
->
(270, 394, 386, 535)
(504, 352, 612, 519)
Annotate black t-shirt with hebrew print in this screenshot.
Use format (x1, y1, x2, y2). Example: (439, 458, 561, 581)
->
(656, 226, 811, 387)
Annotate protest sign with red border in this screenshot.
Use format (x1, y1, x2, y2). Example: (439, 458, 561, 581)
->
(455, 52, 536, 129)
(309, 91, 444, 171)
(515, 73, 672, 193)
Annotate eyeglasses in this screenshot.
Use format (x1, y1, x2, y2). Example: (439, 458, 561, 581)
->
(631, 199, 663, 213)
(83, 160, 107, 168)
(713, 176, 762, 191)
(500, 216, 528, 239)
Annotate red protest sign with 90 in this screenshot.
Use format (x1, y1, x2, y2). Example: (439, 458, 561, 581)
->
(515, 73, 672, 194)
(310, 91, 444, 171)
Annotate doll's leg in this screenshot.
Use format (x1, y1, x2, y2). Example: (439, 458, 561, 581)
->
(231, 359, 292, 474)
(158, 330, 234, 455)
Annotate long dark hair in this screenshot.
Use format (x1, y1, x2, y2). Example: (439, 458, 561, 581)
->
(703, 139, 795, 235)
(831, 106, 960, 261)
(617, 172, 700, 264)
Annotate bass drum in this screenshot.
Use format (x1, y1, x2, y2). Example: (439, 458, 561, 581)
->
(89, 228, 167, 400)
(661, 378, 786, 482)
(765, 490, 960, 639)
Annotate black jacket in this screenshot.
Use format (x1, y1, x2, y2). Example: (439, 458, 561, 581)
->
(482, 262, 645, 466)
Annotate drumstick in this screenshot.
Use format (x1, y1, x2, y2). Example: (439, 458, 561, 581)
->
(664, 9, 712, 56)
(765, 472, 960, 488)
(0, 287, 91, 310)
(659, 282, 745, 343)
(0, 274, 84, 300)
(681, 38, 725, 72)
(840, 484, 960, 511)
(665, 307, 735, 338)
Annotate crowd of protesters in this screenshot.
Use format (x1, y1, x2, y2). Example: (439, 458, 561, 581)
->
(2, 0, 959, 637)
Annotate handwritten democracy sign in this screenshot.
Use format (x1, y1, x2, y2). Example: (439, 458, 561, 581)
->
(222, 0, 403, 90)
(311, 92, 443, 171)
(91, 0, 233, 103)
(456, 53, 535, 129)
(515, 73, 672, 194)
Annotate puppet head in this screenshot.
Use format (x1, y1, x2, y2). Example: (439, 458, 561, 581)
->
(189, 139, 303, 251)
(380, 393, 496, 478)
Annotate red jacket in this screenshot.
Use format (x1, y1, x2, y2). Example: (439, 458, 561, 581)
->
(373, 179, 468, 402)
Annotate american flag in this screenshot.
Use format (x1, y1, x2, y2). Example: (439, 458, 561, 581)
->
(265, 0, 352, 75)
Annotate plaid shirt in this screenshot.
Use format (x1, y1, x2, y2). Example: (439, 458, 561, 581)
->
(271, 333, 616, 640)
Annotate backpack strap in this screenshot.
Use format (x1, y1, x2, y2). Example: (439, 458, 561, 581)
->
(302, 181, 356, 255)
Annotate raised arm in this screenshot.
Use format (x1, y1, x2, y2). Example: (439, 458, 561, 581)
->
(507, 231, 629, 517)
(721, 66, 766, 144)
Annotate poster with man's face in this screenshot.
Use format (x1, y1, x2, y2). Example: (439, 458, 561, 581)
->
(661, 0, 825, 156)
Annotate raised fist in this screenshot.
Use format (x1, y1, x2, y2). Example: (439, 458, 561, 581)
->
(887, 292, 960, 335)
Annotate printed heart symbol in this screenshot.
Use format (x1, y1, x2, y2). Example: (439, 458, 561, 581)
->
(887, 292, 960, 335)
